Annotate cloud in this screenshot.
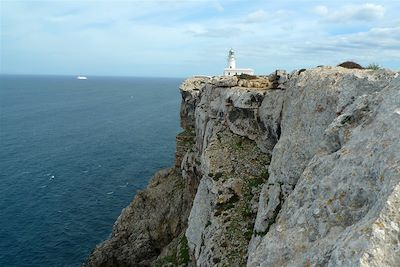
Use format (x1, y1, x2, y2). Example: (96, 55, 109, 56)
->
(244, 9, 268, 24)
(186, 24, 242, 38)
(213, 1, 224, 12)
(313, 5, 328, 16)
(294, 26, 400, 58)
(319, 3, 385, 23)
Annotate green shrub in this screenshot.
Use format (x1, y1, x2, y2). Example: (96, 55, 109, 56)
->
(236, 73, 257, 80)
(366, 63, 381, 70)
(337, 61, 363, 69)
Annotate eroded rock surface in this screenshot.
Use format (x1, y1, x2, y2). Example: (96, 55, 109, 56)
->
(86, 68, 400, 267)
(84, 168, 195, 266)
(84, 78, 206, 267)
(248, 68, 400, 267)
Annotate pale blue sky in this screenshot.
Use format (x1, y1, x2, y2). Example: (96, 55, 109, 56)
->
(1, 0, 399, 77)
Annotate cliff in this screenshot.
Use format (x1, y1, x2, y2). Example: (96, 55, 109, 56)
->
(85, 66, 400, 266)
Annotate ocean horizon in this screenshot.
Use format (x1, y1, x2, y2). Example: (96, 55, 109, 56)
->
(0, 74, 183, 266)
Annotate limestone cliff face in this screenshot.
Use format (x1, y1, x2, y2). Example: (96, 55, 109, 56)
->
(85, 67, 400, 267)
(84, 79, 204, 267)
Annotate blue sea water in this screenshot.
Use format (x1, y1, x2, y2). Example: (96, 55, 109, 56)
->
(0, 75, 183, 266)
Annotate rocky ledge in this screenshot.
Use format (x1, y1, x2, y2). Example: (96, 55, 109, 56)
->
(85, 66, 400, 266)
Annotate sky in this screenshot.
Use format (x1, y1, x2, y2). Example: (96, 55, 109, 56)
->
(1, 0, 399, 77)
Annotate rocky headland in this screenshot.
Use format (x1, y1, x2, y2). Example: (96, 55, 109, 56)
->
(85, 66, 400, 266)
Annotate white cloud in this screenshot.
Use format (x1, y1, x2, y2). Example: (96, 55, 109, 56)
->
(213, 1, 224, 12)
(313, 5, 328, 16)
(321, 3, 385, 23)
(293, 26, 400, 62)
(186, 24, 242, 38)
(244, 9, 268, 24)
(185, 24, 206, 35)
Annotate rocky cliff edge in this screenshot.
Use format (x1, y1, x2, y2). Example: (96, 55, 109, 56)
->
(85, 66, 400, 267)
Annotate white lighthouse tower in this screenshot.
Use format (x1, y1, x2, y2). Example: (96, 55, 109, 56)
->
(227, 49, 236, 69)
(223, 49, 254, 76)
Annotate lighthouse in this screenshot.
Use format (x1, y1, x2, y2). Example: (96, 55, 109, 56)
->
(227, 49, 236, 69)
(223, 49, 254, 76)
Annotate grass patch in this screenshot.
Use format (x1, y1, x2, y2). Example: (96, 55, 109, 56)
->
(153, 235, 190, 266)
(153, 255, 177, 267)
(178, 236, 190, 265)
(182, 128, 196, 136)
(244, 229, 253, 239)
(223, 201, 236, 210)
(241, 205, 253, 219)
(177, 129, 196, 147)
(245, 171, 268, 191)
(247, 176, 264, 188)
(233, 140, 243, 150)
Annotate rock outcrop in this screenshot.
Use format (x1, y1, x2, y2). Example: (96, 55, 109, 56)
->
(85, 67, 400, 267)
(248, 68, 400, 266)
(84, 77, 206, 267)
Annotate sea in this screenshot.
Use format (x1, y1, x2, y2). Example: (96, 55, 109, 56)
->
(0, 75, 183, 266)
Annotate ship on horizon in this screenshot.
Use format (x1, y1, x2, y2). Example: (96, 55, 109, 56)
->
(76, 76, 88, 80)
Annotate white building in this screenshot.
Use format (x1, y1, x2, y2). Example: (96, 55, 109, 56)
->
(223, 49, 254, 76)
